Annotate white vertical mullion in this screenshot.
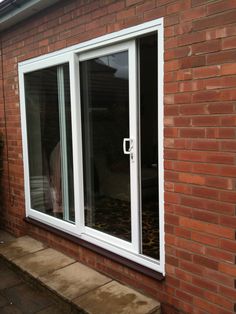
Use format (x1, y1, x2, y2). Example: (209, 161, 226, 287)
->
(157, 24, 165, 275)
(129, 41, 140, 253)
(57, 66, 69, 221)
(69, 53, 85, 233)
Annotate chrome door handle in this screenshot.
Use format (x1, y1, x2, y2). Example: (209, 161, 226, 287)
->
(123, 138, 133, 154)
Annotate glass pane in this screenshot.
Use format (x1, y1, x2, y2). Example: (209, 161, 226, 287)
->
(25, 64, 74, 222)
(80, 50, 131, 241)
(139, 34, 159, 260)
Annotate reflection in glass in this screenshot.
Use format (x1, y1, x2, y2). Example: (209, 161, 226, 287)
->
(139, 34, 159, 260)
(25, 64, 74, 222)
(80, 51, 131, 241)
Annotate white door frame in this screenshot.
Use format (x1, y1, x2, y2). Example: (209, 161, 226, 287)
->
(19, 18, 164, 274)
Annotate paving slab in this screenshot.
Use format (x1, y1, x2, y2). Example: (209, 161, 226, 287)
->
(0, 231, 161, 314)
(0, 304, 23, 314)
(0, 236, 46, 261)
(13, 248, 75, 278)
(35, 305, 66, 314)
(40, 262, 111, 300)
(0, 293, 8, 307)
(0, 267, 23, 290)
(74, 281, 160, 314)
(3, 283, 53, 314)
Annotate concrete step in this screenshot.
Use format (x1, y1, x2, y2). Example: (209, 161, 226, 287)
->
(0, 230, 160, 314)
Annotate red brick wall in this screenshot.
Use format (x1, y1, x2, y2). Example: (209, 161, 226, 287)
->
(0, 0, 236, 313)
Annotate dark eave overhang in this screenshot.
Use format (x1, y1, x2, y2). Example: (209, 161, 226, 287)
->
(0, 0, 61, 31)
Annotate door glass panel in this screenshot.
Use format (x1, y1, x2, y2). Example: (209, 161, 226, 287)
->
(139, 34, 159, 260)
(80, 50, 131, 241)
(25, 64, 74, 222)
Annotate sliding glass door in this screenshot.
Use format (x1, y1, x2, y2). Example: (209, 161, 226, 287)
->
(21, 24, 163, 272)
(78, 42, 139, 251)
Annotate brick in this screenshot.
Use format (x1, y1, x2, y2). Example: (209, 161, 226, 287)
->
(176, 69, 192, 81)
(181, 6, 206, 22)
(192, 163, 219, 175)
(192, 39, 221, 55)
(219, 216, 236, 229)
(191, 139, 219, 151)
(179, 128, 205, 138)
(192, 231, 218, 247)
(179, 173, 205, 186)
(165, 46, 191, 61)
(174, 205, 193, 217)
(204, 199, 234, 215)
(205, 176, 233, 190)
(174, 94, 191, 104)
(205, 268, 234, 289)
(165, 213, 179, 226)
(205, 291, 233, 311)
(116, 7, 135, 20)
(179, 260, 203, 276)
(219, 286, 236, 301)
(205, 152, 235, 165)
(220, 190, 236, 203)
(192, 186, 219, 200)
(193, 297, 226, 314)
(180, 55, 206, 69)
(192, 90, 220, 103)
(175, 289, 193, 303)
(174, 116, 191, 126)
(219, 263, 236, 276)
(207, 50, 236, 65)
(179, 217, 235, 239)
(192, 209, 219, 224)
(178, 151, 205, 162)
(207, 0, 236, 15)
(177, 238, 205, 254)
(193, 10, 236, 31)
(221, 141, 236, 152)
(176, 249, 192, 261)
(222, 36, 236, 50)
(173, 161, 192, 172)
(181, 281, 204, 298)
(108, 1, 125, 13)
(192, 276, 218, 293)
(179, 104, 207, 115)
(143, 6, 166, 21)
(167, 1, 190, 15)
(206, 77, 236, 90)
(175, 227, 191, 239)
(178, 30, 206, 46)
(193, 65, 220, 79)
(221, 63, 236, 75)
(193, 255, 218, 270)
(136, 0, 155, 15)
(206, 247, 234, 264)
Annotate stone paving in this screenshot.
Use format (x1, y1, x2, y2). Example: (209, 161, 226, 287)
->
(0, 259, 65, 314)
(0, 230, 160, 314)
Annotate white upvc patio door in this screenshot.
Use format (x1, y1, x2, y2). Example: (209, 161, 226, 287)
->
(77, 41, 140, 253)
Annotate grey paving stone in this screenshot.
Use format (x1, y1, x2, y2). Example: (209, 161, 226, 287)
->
(35, 305, 66, 314)
(74, 281, 160, 314)
(0, 268, 22, 290)
(4, 283, 53, 314)
(0, 293, 9, 307)
(0, 304, 23, 314)
(40, 262, 111, 300)
(0, 236, 46, 261)
(14, 248, 75, 278)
